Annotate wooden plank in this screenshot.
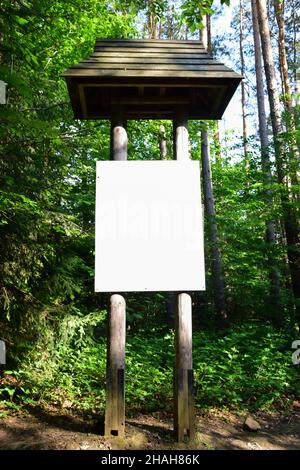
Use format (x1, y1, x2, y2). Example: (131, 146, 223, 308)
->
(78, 81, 226, 88)
(94, 41, 204, 46)
(73, 63, 230, 72)
(66, 69, 240, 78)
(94, 47, 207, 54)
(95, 38, 205, 45)
(87, 57, 222, 64)
(91, 52, 213, 59)
(79, 111, 224, 120)
(95, 41, 206, 49)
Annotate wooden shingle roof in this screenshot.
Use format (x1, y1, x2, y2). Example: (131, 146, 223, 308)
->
(64, 39, 241, 120)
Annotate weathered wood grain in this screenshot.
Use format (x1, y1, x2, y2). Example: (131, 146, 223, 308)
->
(66, 68, 240, 78)
(72, 63, 228, 71)
(95, 38, 206, 45)
(174, 111, 190, 161)
(91, 52, 213, 59)
(93, 47, 210, 54)
(89, 55, 217, 62)
(174, 293, 194, 442)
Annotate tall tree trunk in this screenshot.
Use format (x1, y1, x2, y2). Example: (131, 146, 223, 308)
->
(292, 7, 299, 106)
(251, 0, 281, 325)
(273, 0, 299, 193)
(200, 16, 227, 327)
(214, 122, 222, 169)
(147, 0, 157, 39)
(206, 14, 212, 53)
(273, 0, 292, 110)
(257, 0, 300, 329)
(201, 126, 227, 327)
(159, 124, 168, 160)
(239, 0, 249, 175)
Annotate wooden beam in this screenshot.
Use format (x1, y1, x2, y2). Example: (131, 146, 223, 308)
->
(78, 84, 88, 119)
(91, 52, 213, 59)
(78, 62, 226, 70)
(95, 38, 206, 46)
(66, 68, 238, 78)
(78, 82, 225, 88)
(88, 56, 220, 64)
(93, 46, 206, 53)
(110, 98, 190, 105)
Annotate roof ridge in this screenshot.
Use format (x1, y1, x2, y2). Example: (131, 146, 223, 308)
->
(95, 38, 205, 45)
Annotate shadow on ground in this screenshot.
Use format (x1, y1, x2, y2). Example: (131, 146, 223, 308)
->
(0, 405, 299, 450)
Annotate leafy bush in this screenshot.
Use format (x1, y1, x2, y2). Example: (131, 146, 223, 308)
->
(193, 324, 299, 410)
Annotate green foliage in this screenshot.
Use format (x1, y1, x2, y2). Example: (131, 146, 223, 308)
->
(0, 310, 107, 414)
(126, 332, 174, 412)
(193, 324, 299, 410)
(1, 0, 299, 421)
(128, 120, 173, 160)
(0, 0, 136, 348)
(181, 0, 230, 32)
(1, 324, 298, 416)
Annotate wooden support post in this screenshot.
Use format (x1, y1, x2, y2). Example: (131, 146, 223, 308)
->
(110, 107, 127, 161)
(105, 108, 127, 438)
(174, 109, 190, 161)
(105, 295, 126, 437)
(174, 294, 194, 441)
(173, 111, 195, 441)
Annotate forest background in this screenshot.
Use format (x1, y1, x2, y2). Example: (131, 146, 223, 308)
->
(0, 0, 299, 419)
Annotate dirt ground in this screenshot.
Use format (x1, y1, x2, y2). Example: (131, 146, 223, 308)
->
(0, 403, 299, 451)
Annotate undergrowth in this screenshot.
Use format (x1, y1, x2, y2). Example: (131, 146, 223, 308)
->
(1, 316, 299, 418)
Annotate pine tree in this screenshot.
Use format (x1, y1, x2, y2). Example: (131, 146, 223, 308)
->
(239, 0, 249, 175)
(257, 0, 300, 329)
(251, 0, 281, 325)
(200, 15, 227, 327)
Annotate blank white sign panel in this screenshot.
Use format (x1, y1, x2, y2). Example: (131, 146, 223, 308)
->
(95, 161, 205, 292)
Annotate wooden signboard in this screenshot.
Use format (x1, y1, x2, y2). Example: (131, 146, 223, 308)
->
(95, 160, 205, 292)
